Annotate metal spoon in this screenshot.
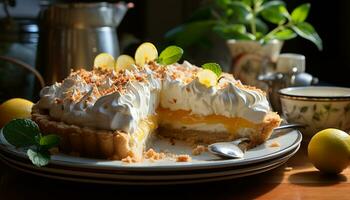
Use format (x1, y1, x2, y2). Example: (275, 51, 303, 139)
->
(208, 123, 305, 159)
(208, 138, 250, 159)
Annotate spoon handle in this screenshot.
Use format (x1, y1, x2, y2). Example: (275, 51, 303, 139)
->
(273, 123, 306, 131)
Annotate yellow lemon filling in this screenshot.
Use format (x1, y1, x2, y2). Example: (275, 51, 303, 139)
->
(157, 107, 258, 135)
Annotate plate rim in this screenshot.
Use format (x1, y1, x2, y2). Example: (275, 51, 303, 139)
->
(0, 130, 302, 171)
(0, 156, 288, 185)
(0, 144, 299, 180)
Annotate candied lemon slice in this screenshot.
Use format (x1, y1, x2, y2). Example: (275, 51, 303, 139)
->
(197, 69, 218, 87)
(115, 55, 136, 71)
(93, 53, 115, 70)
(134, 42, 158, 66)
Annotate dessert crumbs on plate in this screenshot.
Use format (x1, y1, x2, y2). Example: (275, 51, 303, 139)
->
(121, 156, 137, 163)
(144, 148, 166, 161)
(176, 154, 192, 162)
(192, 145, 207, 156)
(269, 141, 281, 147)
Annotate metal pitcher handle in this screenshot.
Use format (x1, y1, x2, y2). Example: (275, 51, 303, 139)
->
(0, 55, 45, 89)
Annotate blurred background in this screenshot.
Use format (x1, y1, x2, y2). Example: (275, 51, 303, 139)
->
(0, 0, 349, 103)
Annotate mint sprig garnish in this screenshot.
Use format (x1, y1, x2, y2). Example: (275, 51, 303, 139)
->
(202, 62, 222, 77)
(157, 45, 184, 65)
(27, 149, 50, 167)
(2, 119, 60, 167)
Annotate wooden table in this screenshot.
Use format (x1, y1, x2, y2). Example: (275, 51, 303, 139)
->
(0, 142, 349, 200)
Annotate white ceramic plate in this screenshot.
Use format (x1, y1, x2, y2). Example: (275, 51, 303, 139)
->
(1, 158, 288, 185)
(0, 130, 302, 171)
(0, 144, 299, 182)
(0, 149, 295, 185)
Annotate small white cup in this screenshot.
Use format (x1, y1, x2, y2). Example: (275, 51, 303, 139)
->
(279, 86, 350, 138)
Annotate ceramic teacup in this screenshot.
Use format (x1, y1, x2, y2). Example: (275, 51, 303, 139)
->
(279, 86, 350, 138)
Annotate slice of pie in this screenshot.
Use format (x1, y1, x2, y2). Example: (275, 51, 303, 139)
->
(32, 61, 281, 161)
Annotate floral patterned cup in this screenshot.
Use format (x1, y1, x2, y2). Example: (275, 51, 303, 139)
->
(279, 86, 350, 138)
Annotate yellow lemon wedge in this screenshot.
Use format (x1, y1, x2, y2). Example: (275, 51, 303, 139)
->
(115, 54, 136, 71)
(308, 128, 350, 174)
(0, 98, 33, 127)
(197, 69, 218, 87)
(93, 53, 115, 70)
(134, 42, 158, 66)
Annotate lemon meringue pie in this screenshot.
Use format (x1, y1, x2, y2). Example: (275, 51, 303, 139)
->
(32, 61, 281, 161)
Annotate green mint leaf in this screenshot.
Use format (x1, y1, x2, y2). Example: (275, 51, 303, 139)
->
(202, 63, 222, 77)
(273, 28, 297, 40)
(158, 45, 184, 65)
(2, 119, 40, 148)
(40, 134, 61, 149)
(27, 149, 50, 167)
(291, 3, 310, 23)
(292, 22, 323, 50)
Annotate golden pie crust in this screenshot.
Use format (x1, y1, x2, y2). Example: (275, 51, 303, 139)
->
(32, 105, 281, 161)
(31, 106, 135, 161)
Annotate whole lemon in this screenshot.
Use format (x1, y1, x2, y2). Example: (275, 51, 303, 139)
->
(0, 98, 34, 127)
(308, 128, 350, 174)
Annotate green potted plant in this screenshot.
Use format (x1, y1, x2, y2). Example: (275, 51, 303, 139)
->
(166, 0, 322, 86)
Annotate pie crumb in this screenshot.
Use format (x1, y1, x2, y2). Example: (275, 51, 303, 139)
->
(144, 148, 166, 161)
(269, 141, 280, 147)
(192, 145, 207, 155)
(122, 156, 137, 163)
(176, 154, 192, 162)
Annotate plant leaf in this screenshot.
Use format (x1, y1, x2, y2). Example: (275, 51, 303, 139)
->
(258, 0, 285, 13)
(215, 0, 232, 9)
(227, 1, 253, 22)
(27, 149, 50, 167)
(255, 18, 268, 34)
(241, 0, 252, 7)
(228, 1, 251, 12)
(273, 28, 297, 40)
(291, 3, 310, 23)
(158, 46, 184, 65)
(202, 63, 222, 77)
(292, 22, 323, 50)
(186, 6, 213, 22)
(39, 134, 61, 149)
(260, 2, 288, 24)
(2, 119, 40, 147)
(213, 23, 254, 40)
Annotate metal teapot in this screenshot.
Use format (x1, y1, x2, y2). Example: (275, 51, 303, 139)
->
(36, 2, 132, 84)
(258, 54, 319, 113)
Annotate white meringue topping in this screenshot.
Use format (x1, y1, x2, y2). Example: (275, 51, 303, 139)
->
(37, 61, 271, 134)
